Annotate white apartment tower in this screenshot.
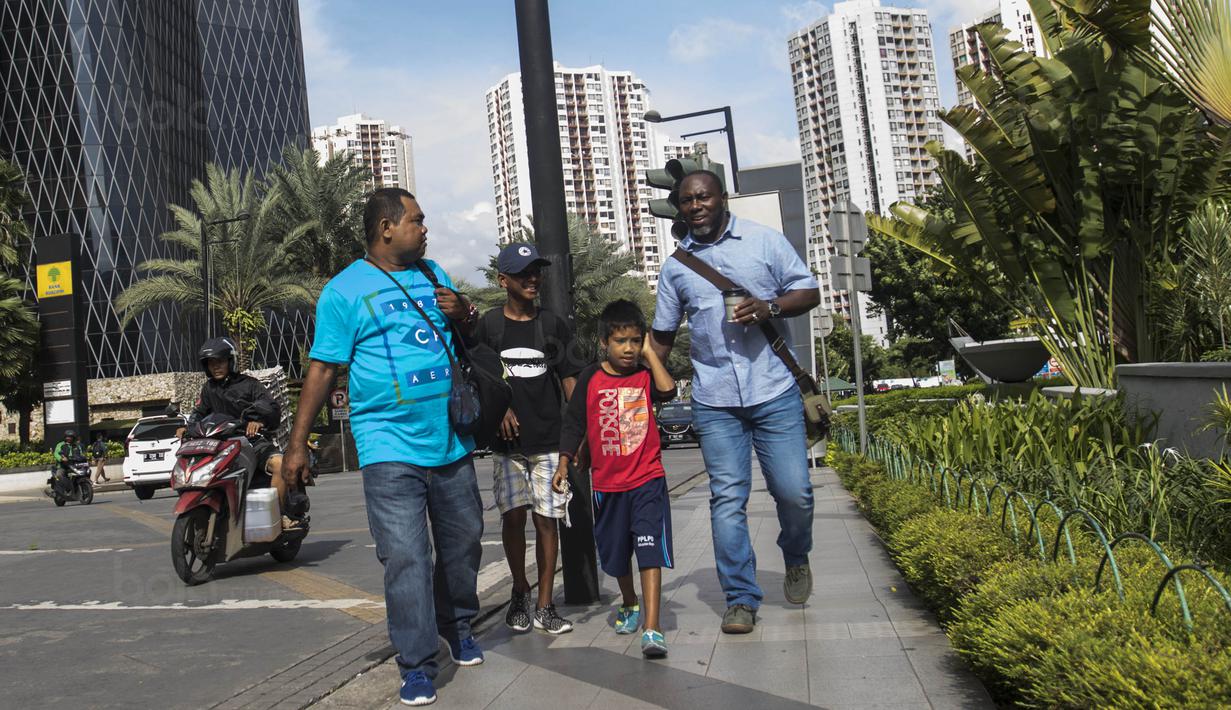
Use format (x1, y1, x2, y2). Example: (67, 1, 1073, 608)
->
(788, 0, 944, 340)
(311, 113, 416, 193)
(950, 0, 1045, 109)
(486, 65, 689, 290)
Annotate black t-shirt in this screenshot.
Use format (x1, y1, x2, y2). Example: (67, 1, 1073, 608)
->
(473, 308, 581, 456)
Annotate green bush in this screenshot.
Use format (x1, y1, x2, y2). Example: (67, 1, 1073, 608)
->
(0, 450, 54, 468)
(889, 508, 1019, 619)
(966, 587, 1231, 709)
(839, 450, 1231, 708)
(0, 440, 123, 469)
(862, 478, 937, 536)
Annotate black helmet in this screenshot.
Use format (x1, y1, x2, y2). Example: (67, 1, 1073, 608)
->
(198, 337, 238, 376)
(65, 429, 76, 438)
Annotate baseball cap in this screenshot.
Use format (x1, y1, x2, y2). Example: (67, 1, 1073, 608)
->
(497, 243, 552, 275)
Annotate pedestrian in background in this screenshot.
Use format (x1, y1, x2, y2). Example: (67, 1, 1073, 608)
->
(650, 170, 821, 635)
(556, 299, 676, 658)
(283, 187, 484, 708)
(89, 434, 109, 483)
(473, 242, 579, 635)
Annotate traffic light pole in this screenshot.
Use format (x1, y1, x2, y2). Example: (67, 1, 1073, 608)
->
(514, 0, 600, 604)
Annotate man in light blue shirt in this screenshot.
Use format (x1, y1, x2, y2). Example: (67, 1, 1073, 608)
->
(650, 170, 820, 635)
(283, 188, 484, 707)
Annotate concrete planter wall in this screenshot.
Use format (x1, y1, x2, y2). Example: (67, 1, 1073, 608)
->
(1116, 363, 1231, 459)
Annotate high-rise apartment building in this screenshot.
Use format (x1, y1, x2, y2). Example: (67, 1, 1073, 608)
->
(0, 0, 311, 377)
(949, 1, 1045, 160)
(950, 0, 1044, 109)
(312, 113, 416, 193)
(486, 64, 689, 290)
(788, 0, 944, 342)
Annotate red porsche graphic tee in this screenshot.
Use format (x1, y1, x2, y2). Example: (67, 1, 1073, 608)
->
(560, 363, 676, 492)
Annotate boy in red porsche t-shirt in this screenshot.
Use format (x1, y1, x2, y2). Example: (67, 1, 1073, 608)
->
(554, 299, 676, 658)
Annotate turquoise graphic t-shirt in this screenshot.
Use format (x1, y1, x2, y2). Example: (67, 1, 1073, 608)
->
(310, 259, 474, 468)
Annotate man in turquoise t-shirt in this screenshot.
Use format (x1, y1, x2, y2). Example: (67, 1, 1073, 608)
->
(283, 187, 484, 707)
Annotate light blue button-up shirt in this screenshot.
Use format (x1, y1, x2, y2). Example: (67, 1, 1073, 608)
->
(652, 215, 819, 408)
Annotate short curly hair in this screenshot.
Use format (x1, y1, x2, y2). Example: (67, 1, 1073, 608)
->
(599, 299, 647, 340)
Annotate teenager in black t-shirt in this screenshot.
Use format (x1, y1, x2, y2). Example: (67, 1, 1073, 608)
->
(473, 243, 580, 635)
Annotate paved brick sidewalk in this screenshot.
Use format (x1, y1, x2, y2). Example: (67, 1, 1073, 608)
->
(314, 467, 992, 709)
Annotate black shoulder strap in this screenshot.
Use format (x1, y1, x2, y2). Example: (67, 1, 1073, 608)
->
(669, 248, 815, 393)
(366, 257, 465, 371)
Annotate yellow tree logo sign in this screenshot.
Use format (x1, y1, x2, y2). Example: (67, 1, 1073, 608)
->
(37, 261, 72, 298)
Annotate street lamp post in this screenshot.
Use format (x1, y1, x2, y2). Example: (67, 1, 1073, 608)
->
(200, 213, 249, 340)
(644, 106, 741, 193)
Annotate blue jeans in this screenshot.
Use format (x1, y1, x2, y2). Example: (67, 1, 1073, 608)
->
(362, 456, 484, 679)
(693, 387, 814, 609)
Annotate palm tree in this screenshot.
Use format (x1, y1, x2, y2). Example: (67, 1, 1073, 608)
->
(266, 145, 370, 278)
(0, 157, 31, 268)
(116, 164, 324, 370)
(0, 158, 39, 444)
(1082, 0, 1231, 128)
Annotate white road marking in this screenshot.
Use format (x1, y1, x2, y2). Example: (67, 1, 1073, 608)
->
(358, 542, 526, 594)
(364, 540, 505, 548)
(0, 548, 134, 556)
(0, 598, 386, 612)
(476, 543, 531, 595)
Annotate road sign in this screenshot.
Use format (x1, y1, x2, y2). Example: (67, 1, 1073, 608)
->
(331, 408, 349, 421)
(818, 312, 835, 338)
(829, 256, 871, 292)
(329, 389, 348, 409)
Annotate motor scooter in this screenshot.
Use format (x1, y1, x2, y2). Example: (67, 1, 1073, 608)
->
(170, 415, 309, 585)
(45, 457, 93, 507)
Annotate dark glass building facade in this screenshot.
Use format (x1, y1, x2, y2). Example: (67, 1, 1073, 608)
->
(0, 0, 310, 378)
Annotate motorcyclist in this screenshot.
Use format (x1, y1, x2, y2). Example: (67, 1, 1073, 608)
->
(176, 337, 300, 530)
(53, 429, 85, 496)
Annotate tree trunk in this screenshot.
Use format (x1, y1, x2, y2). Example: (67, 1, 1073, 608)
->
(229, 328, 252, 373)
(18, 406, 30, 448)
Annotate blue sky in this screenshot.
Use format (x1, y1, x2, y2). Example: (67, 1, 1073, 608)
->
(300, 0, 979, 281)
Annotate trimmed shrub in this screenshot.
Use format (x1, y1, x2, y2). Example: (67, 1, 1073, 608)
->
(862, 478, 937, 536)
(889, 508, 1019, 619)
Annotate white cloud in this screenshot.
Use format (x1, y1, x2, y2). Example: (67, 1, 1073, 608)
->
(780, 1, 831, 27)
(300, 1, 501, 282)
(744, 131, 803, 164)
(667, 18, 787, 72)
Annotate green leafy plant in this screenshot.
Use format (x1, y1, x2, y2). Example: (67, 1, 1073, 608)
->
(1198, 384, 1231, 453)
(866, 0, 1231, 386)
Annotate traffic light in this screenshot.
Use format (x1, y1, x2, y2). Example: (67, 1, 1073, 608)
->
(645, 156, 727, 239)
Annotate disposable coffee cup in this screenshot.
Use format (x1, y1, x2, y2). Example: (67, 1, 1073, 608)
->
(722, 288, 749, 322)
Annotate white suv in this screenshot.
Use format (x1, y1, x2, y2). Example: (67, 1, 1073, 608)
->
(123, 415, 186, 500)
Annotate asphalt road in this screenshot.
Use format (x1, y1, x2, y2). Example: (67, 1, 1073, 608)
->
(0, 446, 706, 709)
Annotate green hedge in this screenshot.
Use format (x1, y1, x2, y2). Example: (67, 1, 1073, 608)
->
(831, 451, 1231, 709)
(0, 441, 124, 469)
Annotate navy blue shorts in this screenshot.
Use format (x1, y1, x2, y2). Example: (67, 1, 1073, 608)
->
(592, 477, 673, 578)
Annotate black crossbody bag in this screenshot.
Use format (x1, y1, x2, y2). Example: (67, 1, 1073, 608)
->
(365, 258, 511, 448)
(671, 248, 831, 443)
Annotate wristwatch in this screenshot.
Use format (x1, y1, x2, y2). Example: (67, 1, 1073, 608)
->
(768, 300, 782, 319)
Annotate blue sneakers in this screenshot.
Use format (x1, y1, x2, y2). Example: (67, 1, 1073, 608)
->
(640, 629, 668, 658)
(400, 671, 436, 706)
(614, 603, 641, 634)
(442, 635, 485, 666)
